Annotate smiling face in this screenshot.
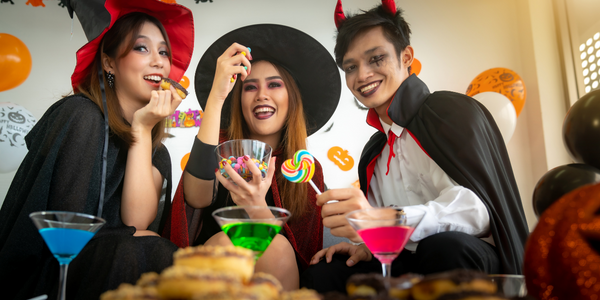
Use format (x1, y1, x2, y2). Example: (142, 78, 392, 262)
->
(240, 61, 290, 147)
(105, 21, 171, 109)
(342, 26, 412, 120)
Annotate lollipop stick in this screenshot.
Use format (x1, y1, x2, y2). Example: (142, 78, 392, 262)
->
(309, 180, 321, 195)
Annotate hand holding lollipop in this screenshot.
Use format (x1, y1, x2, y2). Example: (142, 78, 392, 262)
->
(282, 150, 321, 195)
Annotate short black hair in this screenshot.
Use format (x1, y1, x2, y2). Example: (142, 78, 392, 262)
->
(334, 5, 411, 69)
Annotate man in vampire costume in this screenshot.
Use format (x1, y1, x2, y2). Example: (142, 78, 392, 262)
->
(301, 0, 529, 293)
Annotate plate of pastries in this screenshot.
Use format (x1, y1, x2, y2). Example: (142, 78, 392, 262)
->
(100, 245, 534, 300)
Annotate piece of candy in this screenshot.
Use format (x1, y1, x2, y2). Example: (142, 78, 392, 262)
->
(281, 150, 315, 183)
(219, 156, 268, 181)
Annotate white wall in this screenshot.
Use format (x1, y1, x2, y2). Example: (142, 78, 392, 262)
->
(0, 0, 573, 230)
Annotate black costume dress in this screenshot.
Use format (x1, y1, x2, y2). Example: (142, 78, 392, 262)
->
(357, 74, 529, 274)
(0, 95, 177, 300)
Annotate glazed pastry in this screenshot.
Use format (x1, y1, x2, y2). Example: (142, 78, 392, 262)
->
(160, 77, 188, 99)
(246, 272, 284, 300)
(173, 245, 254, 282)
(436, 291, 509, 300)
(387, 273, 423, 299)
(99, 283, 161, 300)
(136, 272, 160, 288)
(281, 288, 323, 300)
(346, 273, 387, 298)
(156, 265, 242, 299)
(411, 269, 497, 300)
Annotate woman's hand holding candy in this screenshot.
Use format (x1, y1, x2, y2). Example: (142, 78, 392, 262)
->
(216, 156, 276, 207)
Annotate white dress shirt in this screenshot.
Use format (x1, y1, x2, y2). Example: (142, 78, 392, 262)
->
(367, 119, 490, 251)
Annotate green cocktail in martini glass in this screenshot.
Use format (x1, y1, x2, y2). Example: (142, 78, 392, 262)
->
(212, 206, 291, 259)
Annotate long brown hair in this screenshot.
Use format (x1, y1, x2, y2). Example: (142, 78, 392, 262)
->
(77, 12, 172, 149)
(228, 61, 309, 219)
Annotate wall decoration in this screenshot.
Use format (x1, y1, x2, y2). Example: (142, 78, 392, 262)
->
(180, 152, 190, 171)
(466, 68, 526, 116)
(26, 0, 45, 6)
(179, 75, 190, 89)
(166, 109, 203, 128)
(1, 0, 15, 4)
(327, 146, 354, 171)
(0, 103, 36, 173)
(0, 33, 32, 92)
(410, 58, 421, 76)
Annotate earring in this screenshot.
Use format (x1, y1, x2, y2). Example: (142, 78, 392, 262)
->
(106, 71, 115, 88)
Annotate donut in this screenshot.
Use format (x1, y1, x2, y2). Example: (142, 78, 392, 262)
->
(157, 265, 242, 299)
(387, 273, 423, 299)
(346, 273, 387, 298)
(246, 272, 283, 300)
(135, 272, 160, 288)
(99, 283, 160, 300)
(411, 269, 496, 300)
(281, 288, 323, 300)
(160, 77, 188, 99)
(435, 291, 509, 300)
(524, 182, 600, 299)
(173, 245, 254, 282)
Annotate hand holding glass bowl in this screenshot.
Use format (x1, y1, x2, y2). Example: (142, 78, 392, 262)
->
(346, 207, 423, 278)
(215, 139, 272, 183)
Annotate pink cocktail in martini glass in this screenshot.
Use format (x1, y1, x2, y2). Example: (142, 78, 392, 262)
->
(346, 207, 422, 278)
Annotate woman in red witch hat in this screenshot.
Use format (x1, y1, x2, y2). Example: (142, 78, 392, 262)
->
(163, 24, 341, 290)
(0, 0, 193, 299)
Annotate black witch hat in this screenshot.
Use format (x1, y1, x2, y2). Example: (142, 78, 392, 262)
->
(194, 24, 341, 136)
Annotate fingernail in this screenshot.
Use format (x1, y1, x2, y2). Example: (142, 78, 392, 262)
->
(347, 260, 355, 266)
(243, 155, 250, 161)
(215, 168, 218, 173)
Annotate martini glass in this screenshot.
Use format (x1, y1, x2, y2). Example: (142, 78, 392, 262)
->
(212, 206, 291, 260)
(30, 211, 106, 300)
(346, 207, 423, 278)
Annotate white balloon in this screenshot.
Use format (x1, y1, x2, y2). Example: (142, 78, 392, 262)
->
(0, 103, 37, 173)
(471, 92, 517, 143)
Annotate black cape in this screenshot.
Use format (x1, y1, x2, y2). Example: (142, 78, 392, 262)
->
(358, 75, 529, 274)
(0, 95, 177, 300)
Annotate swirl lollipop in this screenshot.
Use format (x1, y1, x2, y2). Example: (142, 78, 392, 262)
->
(282, 150, 321, 194)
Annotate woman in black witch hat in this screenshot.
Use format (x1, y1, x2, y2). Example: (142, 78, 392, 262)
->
(165, 24, 340, 290)
(0, 0, 194, 299)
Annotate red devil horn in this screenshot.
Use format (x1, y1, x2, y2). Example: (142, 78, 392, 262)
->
(334, 0, 347, 29)
(382, 0, 397, 15)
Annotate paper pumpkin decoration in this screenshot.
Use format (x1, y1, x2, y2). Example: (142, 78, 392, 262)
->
(471, 92, 517, 143)
(0, 33, 32, 92)
(410, 58, 421, 76)
(524, 182, 600, 300)
(327, 146, 354, 171)
(180, 152, 190, 171)
(0, 103, 36, 173)
(179, 75, 190, 89)
(466, 68, 526, 117)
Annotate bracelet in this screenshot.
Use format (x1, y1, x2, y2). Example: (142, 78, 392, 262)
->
(349, 240, 364, 246)
(185, 137, 218, 180)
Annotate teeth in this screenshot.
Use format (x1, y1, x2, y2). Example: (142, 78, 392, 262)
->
(360, 82, 380, 93)
(254, 107, 274, 114)
(144, 75, 162, 82)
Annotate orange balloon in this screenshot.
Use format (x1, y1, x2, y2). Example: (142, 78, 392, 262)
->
(0, 34, 32, 92)
(180, 152, 190, 171)
(160, 0, 177, 3)
(179, 75, 190, 89)
(410, 58, 421, 76)
(466, 68, 526, 116)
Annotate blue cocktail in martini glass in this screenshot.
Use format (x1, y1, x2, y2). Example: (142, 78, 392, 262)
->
(30, 211, 105, 300)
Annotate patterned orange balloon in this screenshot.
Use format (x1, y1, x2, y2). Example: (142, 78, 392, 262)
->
(179, 75, 190, 89)
(410, 58, 421, 76)
(466, 68, 526, 116)
(0, 34, 32, 92)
